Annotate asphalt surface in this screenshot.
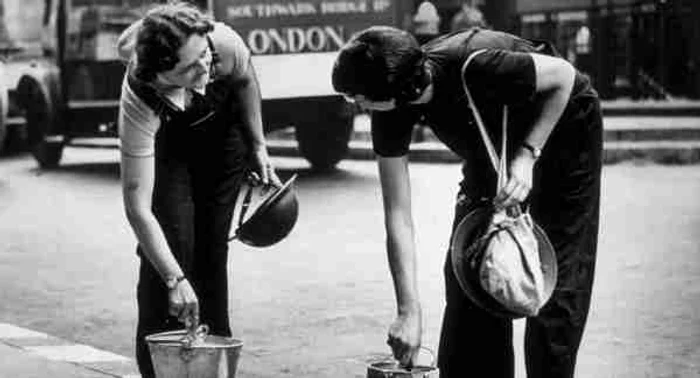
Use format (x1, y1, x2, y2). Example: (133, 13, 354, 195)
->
(0, 148, 698, 378)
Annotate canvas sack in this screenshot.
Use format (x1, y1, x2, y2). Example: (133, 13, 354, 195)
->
(461, 51, 549, 316)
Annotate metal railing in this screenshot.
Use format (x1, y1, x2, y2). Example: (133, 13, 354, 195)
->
(513, 0, 699, 100)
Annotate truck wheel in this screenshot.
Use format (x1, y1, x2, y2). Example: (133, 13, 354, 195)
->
(17, 75, 64, 168)
(0, 69, 7, 154)
(295, 99, 354, 171)
(0, 93, 7, 155)
(0, 117, 6, 155)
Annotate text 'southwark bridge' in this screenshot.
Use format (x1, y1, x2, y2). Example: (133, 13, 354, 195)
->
(216, 0, 398, 55)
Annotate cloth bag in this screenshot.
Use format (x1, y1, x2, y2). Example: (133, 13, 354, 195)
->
(461, 51, 547, 316)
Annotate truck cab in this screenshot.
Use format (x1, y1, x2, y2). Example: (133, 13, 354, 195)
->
(15, 0, 410, 169)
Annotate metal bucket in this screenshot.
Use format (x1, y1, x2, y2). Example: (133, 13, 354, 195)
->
(146, 326, 243, 378)
(366, 348, 439, 378)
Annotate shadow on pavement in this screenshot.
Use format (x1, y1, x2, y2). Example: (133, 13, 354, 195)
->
(0, 150, 30, 162)
(275, 165, 378, 189)
(23, 160, 377, 187)
(32, 162, 121, 181)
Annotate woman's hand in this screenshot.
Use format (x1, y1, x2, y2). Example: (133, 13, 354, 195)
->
(249, 145, 282, 187)
(494, 147, 536, 209)
(387, 306, 422, 368)
(168, 279, 199, 330)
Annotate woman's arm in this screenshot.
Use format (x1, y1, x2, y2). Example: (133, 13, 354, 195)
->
(120, 156, 183, 280)
(232, 60, 280, 185)
(496, 53, 575, 208)
(213, 22, 278, 185)
(119, 82, 199, 324)
(233, 60, 265, 149)
(120, 154, 200, 326)
(522, 52, 576, 153)
(378, 155, 422, 367)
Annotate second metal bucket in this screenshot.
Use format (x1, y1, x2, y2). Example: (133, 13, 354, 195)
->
(146, 328, 243, 378)
(366, 348, 439, 378)
(366, 361, 439, 378)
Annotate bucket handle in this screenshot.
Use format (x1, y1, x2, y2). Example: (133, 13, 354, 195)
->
(376, 346, 437, 368)
(177, 324, 209, 362)
(181, 324, 209, 349)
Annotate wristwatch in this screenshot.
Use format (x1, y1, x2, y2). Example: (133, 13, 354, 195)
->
(521, 143, 542, 160)
(165, 275, 186, 290)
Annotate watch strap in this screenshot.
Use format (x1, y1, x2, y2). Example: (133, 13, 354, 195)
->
(522, 142, 542, 159)
(165, 275, 186, 290)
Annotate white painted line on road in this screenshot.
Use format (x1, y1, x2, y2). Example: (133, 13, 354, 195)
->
(0, 323, 50, 339)
(0, 323, 49, 339)
(26, 344, 131, 363)
(0, 322, 141, 378)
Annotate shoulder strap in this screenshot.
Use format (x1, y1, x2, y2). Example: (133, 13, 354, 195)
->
(127, 74, 171, 118)
(461, 50, 509, 190)
(206, 34, 221, 76)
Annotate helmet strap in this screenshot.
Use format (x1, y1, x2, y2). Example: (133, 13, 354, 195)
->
(229, 184, 255, 241)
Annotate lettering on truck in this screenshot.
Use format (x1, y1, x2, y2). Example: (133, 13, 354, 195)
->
(247, 26, 344, 54)
(222, 0, 395, 55)
(213, 0, 398, 98)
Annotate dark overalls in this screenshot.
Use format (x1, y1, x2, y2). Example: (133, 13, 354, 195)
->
(438, 93, 602, 378)
(126, 41, 249, 378)
(425, 30, 603, 378)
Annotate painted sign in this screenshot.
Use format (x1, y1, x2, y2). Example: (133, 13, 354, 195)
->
(213, 0, 398, 55)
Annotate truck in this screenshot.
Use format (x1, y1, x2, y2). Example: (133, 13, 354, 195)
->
(15, 0, 412, 170)
(0, 0, 45, 154)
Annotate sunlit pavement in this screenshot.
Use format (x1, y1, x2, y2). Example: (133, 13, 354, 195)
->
(0, 148, 698, 377)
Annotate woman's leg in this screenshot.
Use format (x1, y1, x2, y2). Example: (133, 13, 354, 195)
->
(438, 191, 515, 378)
(135, 156, 195, 378)
(190, 196, 238, 337)
(525, 98, 603, 378)
(439, 258, 516, 378)
(525, 192, 600, 378)
(189, 118, 245, 337)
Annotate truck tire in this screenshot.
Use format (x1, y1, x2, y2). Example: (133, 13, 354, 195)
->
(295, 98, 354, 171)
(0, 64, 8, 154)
(16, 75, 64, 168)
(0, 82, 7, 154)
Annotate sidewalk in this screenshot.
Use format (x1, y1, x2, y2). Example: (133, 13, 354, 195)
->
(0, 323, 140, 378)
(267, 112, 700, 165)
(601, 98, 700, 116)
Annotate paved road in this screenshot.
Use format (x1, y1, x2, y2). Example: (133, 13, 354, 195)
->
(0, 148, 698, 377)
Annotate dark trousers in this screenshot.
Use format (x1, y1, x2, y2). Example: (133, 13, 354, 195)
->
(134, 167, 239, 378)
(438, 97, 603, 378)
(125, 72, 249, 378)
(133, 112, 245, 378)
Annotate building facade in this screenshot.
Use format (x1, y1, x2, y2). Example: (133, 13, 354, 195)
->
(422, 0, 699, 99)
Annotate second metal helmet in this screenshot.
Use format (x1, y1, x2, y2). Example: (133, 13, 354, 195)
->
(229, 174, 299, 248)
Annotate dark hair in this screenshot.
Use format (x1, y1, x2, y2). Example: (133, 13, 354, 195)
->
(134, 1, 214, 82)
(332, 26, 429, 104)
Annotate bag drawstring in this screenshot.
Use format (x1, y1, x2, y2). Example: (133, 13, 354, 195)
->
(497, 107, 508, 193)
(462, 52, 525, 217)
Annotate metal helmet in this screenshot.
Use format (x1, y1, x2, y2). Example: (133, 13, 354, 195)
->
(449, 202, 557, 318)
(230, 174, 299, 248)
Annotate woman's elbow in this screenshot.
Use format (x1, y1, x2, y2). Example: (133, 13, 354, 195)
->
(123, 202, 148, 229)
(384, 210, 415, 235)
(534, 54, 576, 93)
(122, 188, 151, 228)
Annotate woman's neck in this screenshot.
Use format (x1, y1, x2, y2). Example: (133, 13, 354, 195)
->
(409, 65, 434, 105)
